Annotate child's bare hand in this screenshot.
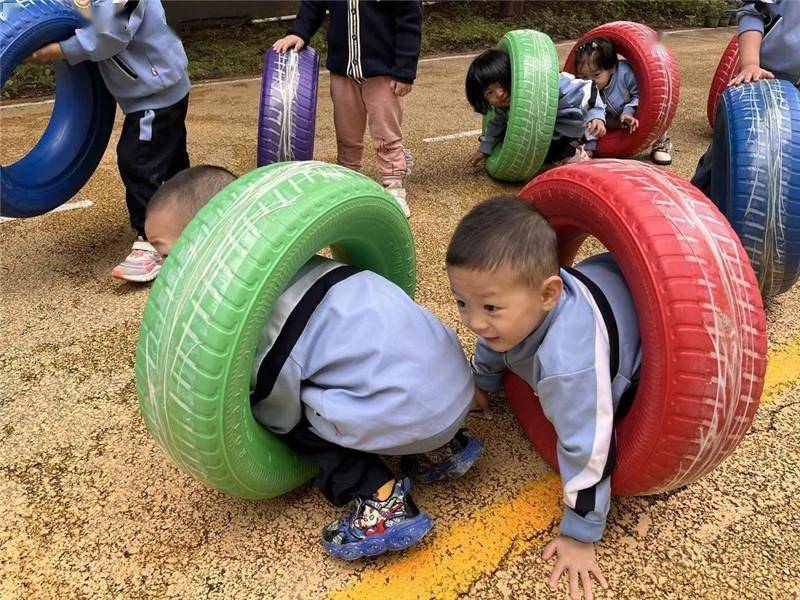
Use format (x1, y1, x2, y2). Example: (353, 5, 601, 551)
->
(585, 119, 606, 139)
(272, 34, 305, 53)
(390, 80, 413, 97)
(729, 63, 774, 87)
(620, 114, 639, 133)
(543, 535, 608, 600)
(470, 387, 492, 419)
(25, 42, 65, 63)
(467, 150, 488, 168)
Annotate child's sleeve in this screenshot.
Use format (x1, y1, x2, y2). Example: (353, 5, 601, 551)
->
(479, 109, 509, 154)
(391, 1, 423, 84)
(470, 338, 507, 392)
(621, 67, 640, 117)
(59, 0, 144, 64)
(286, 0, 328, 44)
(559, 74, 606, 124)
(737, 1, 769, 35)
(537, 365, 615, 543)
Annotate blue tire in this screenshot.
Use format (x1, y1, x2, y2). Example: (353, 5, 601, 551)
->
(0, 0, 116, 218)
(711, 79, 800, 298)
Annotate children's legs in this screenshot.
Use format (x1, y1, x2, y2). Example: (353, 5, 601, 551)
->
(691, 141, 713, 197)
(281, 418, 394, 507)
(117, 94, 191, 237)
(330, 73, 367, 171)
(361, 76, 408, 186)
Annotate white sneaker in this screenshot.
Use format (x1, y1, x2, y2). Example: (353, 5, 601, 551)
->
(404, 149, 414, 177)
(650, 137, 672, 165)
(385, 181, 411, 218)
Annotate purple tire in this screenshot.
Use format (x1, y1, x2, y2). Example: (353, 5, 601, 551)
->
(257, 47, 320, 166)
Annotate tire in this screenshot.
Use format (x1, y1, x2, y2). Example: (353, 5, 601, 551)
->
(135, 161, 416, 499)
(710, 79, 800, 298)
(257, 47, 319, 166)
(706, 35, 738, 128)
(564, 21, 680, 158)
(483, 30, 558, 182)
(0, 0, 116, 218)
(505, 160, 766, 496)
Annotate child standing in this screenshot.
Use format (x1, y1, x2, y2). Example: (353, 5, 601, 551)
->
(273, 1, 421, 218)
(144, 165, 485, 560)
(692, 0, 799, 195)
(574, 37, 673, 165)
(27, 0, 191, 282)
(465, 49, 607, 169)
(446, 196, 642, 599)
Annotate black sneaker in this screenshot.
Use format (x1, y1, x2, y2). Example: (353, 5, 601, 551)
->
(400, 430, 484, 484)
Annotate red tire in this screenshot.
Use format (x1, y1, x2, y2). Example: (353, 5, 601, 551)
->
(506, 160, 767, 496)
(707, 35, 739, 128)
(564, 22, 680, 158)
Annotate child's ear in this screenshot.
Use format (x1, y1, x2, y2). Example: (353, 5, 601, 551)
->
(540, 275, 563, 311)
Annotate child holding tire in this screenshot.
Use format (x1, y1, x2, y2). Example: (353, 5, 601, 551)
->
(27, 0, 190, 283)
(465, 49, 607, 169)
(446, 196, 642, 600)
(272, 1, 421, 217)
(574, 37, 673, 165)
(144, 165, 486, 560)
(691, 0, 799, 195)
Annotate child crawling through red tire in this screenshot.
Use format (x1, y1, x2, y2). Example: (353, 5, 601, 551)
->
(447, 197, 642, 600)
(143, 165, 487, 561)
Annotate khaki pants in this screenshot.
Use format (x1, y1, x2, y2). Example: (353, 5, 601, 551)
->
(329, 73, 408, 185)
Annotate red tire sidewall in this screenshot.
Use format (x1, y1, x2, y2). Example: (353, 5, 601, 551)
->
(564, 22, 681, 158)
(707, 35, 739, 127)
(510, 161, 766, 495)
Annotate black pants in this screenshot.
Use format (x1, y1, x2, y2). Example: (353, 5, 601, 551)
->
(545, 136, 580, 164)
(281, 418, 394, 507)
(117, 94, 190, 236)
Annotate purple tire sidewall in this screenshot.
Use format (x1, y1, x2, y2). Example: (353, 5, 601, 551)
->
(257, 47, 319, 166)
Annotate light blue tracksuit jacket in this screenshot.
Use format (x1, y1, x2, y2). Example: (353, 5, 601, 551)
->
(738, 0, 800, 84)
(585, 60, 639, 152)
(251, 257, 474, 456)
(479, 72, 606, 155)
(60, 0, 191, 114)
(471, 254, 642, 543)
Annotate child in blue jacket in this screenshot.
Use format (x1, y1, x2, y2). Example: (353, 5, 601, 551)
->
(465, 49, 606, 169)
(28, 0, 190, 283)
(447, 196, 642, 600)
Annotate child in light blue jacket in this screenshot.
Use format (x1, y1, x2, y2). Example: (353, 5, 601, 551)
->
(574, 37, 673, 165)
(143, 165, 485, 562)
(447, 196, 641, 600)
(465, 49, 607, 169)
(28, 0, 191, 283)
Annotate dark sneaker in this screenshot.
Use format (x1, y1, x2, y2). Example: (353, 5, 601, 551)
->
(400, 430, 484, 484)
(322, 477, 433, 560)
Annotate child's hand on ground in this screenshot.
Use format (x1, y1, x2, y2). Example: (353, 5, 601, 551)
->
(272, 35, 305, 53)
(467, 150, 488, 167)
(24, 42, 65, 63)
(620, 114, 639, 133)
(586, 119, 606, 139)
(390, 80, 413, 97)
(729, 63, 774, 87)
(543, 535, 608, 600)
(470, 387, 493, 419)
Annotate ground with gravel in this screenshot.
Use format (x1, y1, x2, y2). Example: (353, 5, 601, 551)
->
(1, 27, 799, 599)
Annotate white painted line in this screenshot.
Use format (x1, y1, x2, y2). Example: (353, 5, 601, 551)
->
(0, 199, 93, 223)
(0, 26, 733, 112)
(423, 129, 481, 143)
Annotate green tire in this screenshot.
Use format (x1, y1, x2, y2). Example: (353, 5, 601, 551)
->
(135, 162, 416, 499)
(484, 30, 559, 182)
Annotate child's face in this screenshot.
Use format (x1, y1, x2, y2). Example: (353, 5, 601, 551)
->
(483, 83, 510, 109)
(144, 206, 185, 257)
(447, 264, 563, 353)
(576, 61, 613, 90)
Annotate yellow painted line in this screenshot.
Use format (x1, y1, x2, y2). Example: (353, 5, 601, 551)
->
(332, 336, 800, 600)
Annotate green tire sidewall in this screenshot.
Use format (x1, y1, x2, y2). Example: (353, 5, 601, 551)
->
(135, 162, 416, 499)
(484, 30, 558, 182)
